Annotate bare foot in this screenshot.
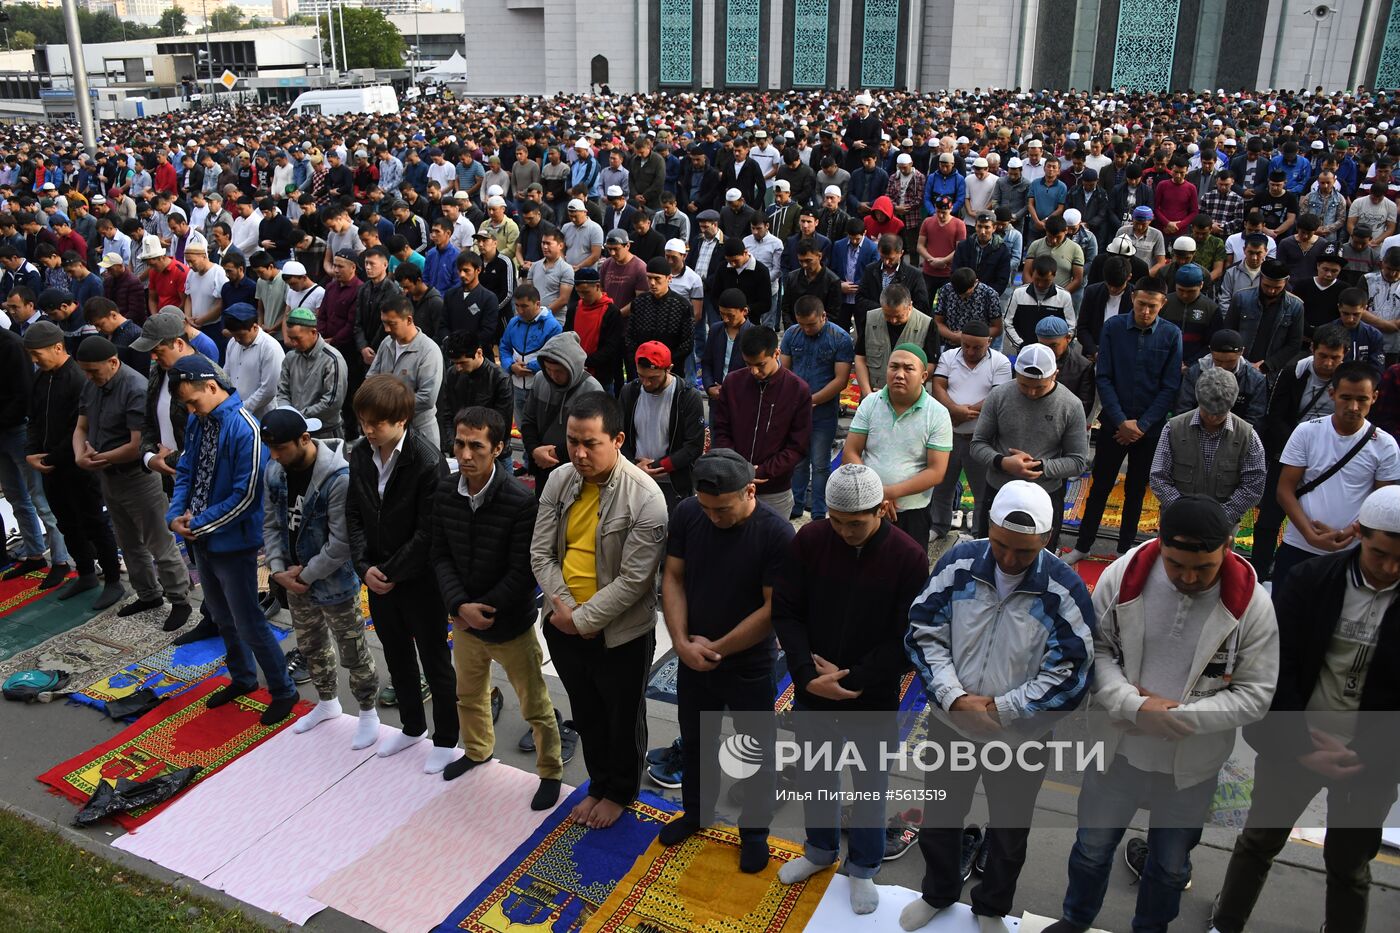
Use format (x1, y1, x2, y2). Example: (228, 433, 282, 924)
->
(570, 795, 600, 825)
(586, 797, 624, 829)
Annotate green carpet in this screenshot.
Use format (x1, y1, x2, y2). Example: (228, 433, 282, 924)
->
(0, 571, 86, 664)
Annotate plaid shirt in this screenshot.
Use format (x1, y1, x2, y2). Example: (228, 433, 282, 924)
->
(1200, 189, 1246, 237)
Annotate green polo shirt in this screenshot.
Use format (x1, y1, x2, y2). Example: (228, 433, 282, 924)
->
(849, 387, 953, 510)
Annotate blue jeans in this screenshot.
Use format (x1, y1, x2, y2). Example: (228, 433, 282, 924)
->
(190, 542, 296, 700)
(794, 707, 892, 878)
(0, 423, 69, 564)
(1062, 757, 1218, 933)
(790, 416, 837, 517)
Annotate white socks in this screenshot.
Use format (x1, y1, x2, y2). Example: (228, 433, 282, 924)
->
(1062, 548, 1088, 566)
(899, 898, 941, 931)
(376, 728, 426, 758)
(351, 709, 380, 749)
(777, 856, 831, 885)
(848, 876, 879, 915)
(978, 916, 1007, 933)
(423, 745, 463, 774)
(293, 698, 341, 734)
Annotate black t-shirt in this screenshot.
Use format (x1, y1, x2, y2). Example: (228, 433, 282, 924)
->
(285, 465, 313, 558)
(666, 497, 794, 668)
(1251, 191, 1298, 230)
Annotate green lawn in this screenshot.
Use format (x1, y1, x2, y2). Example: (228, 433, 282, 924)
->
(0, 810, 267, 932)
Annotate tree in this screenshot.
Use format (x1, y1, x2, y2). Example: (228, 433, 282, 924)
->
(208, 4, 245, 32)
(158, 6, 188, 37)
(319, 8, 404, 71)
(4, 4, 159, 44)
(11, 30, 35, 50)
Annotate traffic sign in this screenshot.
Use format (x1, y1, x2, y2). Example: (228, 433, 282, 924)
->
(219, 70, 239, 90)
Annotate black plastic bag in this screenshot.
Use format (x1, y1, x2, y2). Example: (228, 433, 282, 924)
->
(104, 688, 163, 721)
(74, 766, 201, 827)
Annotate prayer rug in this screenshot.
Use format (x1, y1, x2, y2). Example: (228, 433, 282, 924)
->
(0, 566, 86, 665)
(202, 735, 456, 924)
(313, 762, 575, 933)
(1070, 554, 1116, 593)
(649, 650, 793, 713)
(807, 877, 1017, 931)
(112, 714, 380, 880)
(69, 617, 290, 714)
(37, 676, 310, 830)
(0, 602, 170, 683)
(581, 825, 831, 932)
(1060, 473, 1265, 553)
(434, 785, 678, 933)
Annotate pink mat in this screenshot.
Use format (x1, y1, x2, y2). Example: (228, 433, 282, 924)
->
(202, 735, 457, 924)
(310, 761, 573, 933)
(112, 714, 381, 880)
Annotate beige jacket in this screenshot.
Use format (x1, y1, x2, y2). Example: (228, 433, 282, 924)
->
(529, 457, 667, 648)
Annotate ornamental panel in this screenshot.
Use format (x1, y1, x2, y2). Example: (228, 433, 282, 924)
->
(1110, 0, 1180, 92)
(859, 0, 900, 88)
(659, 0, 694, 85)
(792, 0, 829, 88)
(725, 0, 762, 87)
(1377, 0, 1400, 90)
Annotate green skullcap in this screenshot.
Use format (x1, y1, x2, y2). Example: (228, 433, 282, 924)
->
(286, 307, 319, 328)
(892, 342, 928, 366)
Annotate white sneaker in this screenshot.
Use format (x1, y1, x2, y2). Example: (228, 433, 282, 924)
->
(1062, 548, 1089, 566)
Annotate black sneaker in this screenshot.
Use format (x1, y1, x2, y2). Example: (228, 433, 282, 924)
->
(960, 824, 983, 882)
(286, 648, 311, 684)
(646, 736, 681, 767)
(1124, 835, 1192, 890)
(646, 738, 683, 788)
(975, 830, 990, 874)
(882, 809, 922, 861)
(490, 685, 503, 723)
(558, 718, 578, 765)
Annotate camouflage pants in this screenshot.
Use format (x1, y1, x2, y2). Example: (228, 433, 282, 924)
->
(288, 591, 378, 710)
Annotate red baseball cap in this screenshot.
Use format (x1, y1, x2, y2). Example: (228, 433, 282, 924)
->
(635, 341, 672, 368)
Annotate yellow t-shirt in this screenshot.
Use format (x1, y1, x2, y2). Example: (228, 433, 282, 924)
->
(562, 480, 601, 604)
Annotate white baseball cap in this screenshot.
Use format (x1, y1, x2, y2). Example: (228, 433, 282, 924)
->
(774, 179, 791, 192)
(1013, 343, 1058, 379)
(567, 198, 586, 212)
(990, 480, 1055, 535)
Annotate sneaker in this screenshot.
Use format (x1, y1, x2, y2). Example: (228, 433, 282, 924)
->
(490, 685, 503, 723)
(559, 718, 577, 765)
(1124, 836, 1192, 890)
(928, 531, 961, 564)
(1062, 548, 1090, 566)
(379, 684, 398, 706)
(418, 675, 431, 701)
(646, 736, 684, 788)
(286, 649, 311, 685)
(975, 830, 990, 874)
(646, 736, 681, 767)
(512, 462, 530, 477)
(882, 809, 922, 861)
(960, 824, 983, 882)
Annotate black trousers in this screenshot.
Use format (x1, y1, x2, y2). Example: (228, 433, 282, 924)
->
(43, 466, 119, 579)
(677, 661, 775, 836)
(917, 721, 1049, 917)
(1249, 459, 1285, 580)
(897, 506, 934, 553)
(1074, 429, 1158, 554)
(979, 480, 1067, 546)
(544, 623, 654, 805)
(368, 583, 457, 747)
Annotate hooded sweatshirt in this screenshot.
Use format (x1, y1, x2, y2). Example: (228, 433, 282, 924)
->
(863, 194, 904, 239)
(520, 331, 604, 483)
(564, 290, 625, 385)
(263, 438, 358, 606)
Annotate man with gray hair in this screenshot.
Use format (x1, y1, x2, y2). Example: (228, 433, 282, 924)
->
(1150, 366, 1267, 526)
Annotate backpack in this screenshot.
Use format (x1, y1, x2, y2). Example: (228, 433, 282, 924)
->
(3, 669, 70, 703)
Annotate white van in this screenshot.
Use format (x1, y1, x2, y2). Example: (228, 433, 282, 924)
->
(287, 86, 400, 116)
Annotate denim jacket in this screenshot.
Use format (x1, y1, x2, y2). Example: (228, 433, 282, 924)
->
(263, 438, 359, 605)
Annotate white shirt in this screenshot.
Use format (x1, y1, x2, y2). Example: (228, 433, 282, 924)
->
(224, 329, 285, 417)
(427, 160, 457, 190)
(372, 431, 407, 496)
(451, 215, 476, 252)
(933, 347, 1014, 435)
(751, 144, 782, 185)
(964, 172, 998, 217)
(231, 212, 261, 255)
(1224, 231, 1278, 264)
(1104, 288, 1127, 322)
(456, 462, 496, 511)
(185, 264, 227, 321)
(669, 265, 704, 304)
(287, 282, 324, 315)
(1281, 416, 1400, 555)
